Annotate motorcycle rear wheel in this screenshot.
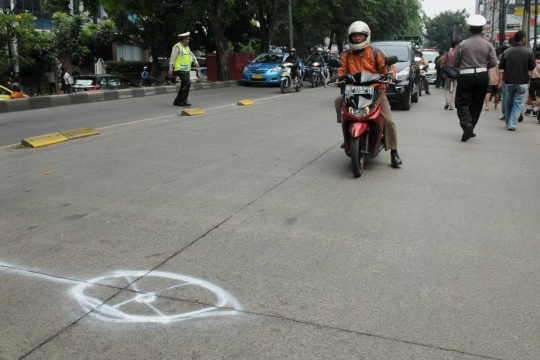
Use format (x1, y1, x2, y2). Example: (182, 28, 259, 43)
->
(280, 80, 288, 94)
(350, 135, 365, 178)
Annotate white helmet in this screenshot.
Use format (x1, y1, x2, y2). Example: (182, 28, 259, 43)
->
(316, 47, 322, 53)
(347, 21, 371, 51)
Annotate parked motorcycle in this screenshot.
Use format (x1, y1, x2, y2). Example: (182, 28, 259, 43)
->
(280, 62, 301, 94)
(330, 55, 398, 178)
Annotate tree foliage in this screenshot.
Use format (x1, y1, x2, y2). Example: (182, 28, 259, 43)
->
(424, 9, 470, 50)
(0, 11, 38, 75)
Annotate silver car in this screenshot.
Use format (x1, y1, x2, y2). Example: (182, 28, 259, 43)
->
(422, 51, 439, 84)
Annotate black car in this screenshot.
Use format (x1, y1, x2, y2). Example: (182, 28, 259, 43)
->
(370, 41, 420, 110)
(71, 74, 138, 92)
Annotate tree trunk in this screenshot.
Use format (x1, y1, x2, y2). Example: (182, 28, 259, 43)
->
(209, 0, 230, 81)
(293, 20, 307, 58)
(258, 0, 279, 53)
(328, 29, 334, 51)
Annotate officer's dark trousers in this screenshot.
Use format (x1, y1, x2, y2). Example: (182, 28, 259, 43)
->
(455, 72, 489, 131)
(173, 71, 191, 105)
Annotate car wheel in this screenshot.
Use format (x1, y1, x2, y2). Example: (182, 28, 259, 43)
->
(243, 82, 251, 86)
(402, 90, 411, 111)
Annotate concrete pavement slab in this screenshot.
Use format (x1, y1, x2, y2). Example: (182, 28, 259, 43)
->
(0, 264, 118, 360)
(23, 297, 489, 360)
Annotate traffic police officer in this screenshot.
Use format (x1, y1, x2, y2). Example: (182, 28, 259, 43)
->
(453, 15, 498, 141)
(168, 32, 200, 107)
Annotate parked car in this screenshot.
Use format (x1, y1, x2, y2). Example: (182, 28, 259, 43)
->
(370, 41, 420, 110)
(242, 50, 305, 85)
(71, 74, 138, 92)
(189, 67, 207, 84)
(419, 50, 439, 84)
(0, 85, 29, 99)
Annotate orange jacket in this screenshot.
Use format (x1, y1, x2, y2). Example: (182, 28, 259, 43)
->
(10, 91, 25, 99)
(338, 46, 395, 92)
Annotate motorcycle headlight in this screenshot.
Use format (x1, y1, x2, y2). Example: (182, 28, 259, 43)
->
(396, 68, 409, 81)
(348, 106, 370, 118)
(312, 62, 320, 66)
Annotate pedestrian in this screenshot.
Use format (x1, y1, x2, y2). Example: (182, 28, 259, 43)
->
(44, 69, 56, 95)
(435, 50, 446, 88)
(59, 68, 67, 94)
(498, 45, 509, 120)
(524, 52, 540, 117)
(334, 21, 402, 166)
(5, 75, 12, 88)
(453, 15, 498, 141)
(498, 30, 536, 131)
(63, 68, 73, 94)
(141, 66, 150, 87)
(168, 31, 200, 107)
(484, 48, 501, 111)
(441, 40, 460, 110)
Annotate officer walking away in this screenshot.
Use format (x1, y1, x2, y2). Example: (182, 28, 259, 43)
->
(168, 32, 200, 107)
(453, 15, 498, 142)
(498, 30, 535, 131)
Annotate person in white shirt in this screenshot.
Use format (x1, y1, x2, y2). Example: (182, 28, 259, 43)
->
(63, 69, 73, 94)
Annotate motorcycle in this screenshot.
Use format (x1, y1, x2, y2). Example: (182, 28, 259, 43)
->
(418, 64, 427, 96)
(138, 76, 158, 88)
(310, 62, 330, 88)
(280, 62, 301, 94)
(330, 55, 398, 178)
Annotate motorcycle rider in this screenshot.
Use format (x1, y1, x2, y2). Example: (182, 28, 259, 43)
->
(334, 21, 402, 166)
(417, 51, 431, 95)
(308, 47, 328, 87)
(141, 66, 150, 87)
(287, 48, 302, 86)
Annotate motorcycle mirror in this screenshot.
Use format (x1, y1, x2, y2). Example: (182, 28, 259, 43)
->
(328, 59, 341, 68)
(385, 55, 398, 66)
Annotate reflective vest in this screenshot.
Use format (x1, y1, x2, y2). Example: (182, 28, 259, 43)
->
(174, 43, 192, 72)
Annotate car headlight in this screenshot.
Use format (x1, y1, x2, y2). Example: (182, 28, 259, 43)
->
(348, 106, 370, 118)
(244, 66, 248, 71)
(270, 66, 281, 72)
(396, 68, 409, 81)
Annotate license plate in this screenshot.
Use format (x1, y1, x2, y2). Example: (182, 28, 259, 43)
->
(348, 86, 373, 94)
(252, 74, 263, 79)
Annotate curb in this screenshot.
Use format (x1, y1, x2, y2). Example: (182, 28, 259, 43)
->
(0, 80, 244, 114)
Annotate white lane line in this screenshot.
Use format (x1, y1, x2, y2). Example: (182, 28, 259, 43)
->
(0, 87, 322, 148)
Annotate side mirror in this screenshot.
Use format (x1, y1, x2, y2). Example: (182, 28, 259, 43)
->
(328, 59, 341, 68)
(385, 55, 398, 66)
(414, 57, 421, 63)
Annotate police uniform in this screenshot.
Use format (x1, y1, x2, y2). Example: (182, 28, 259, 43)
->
(453, 15, 498, 141)
(169, 32, 199, 106)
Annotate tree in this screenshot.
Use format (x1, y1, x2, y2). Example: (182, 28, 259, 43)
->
(0, 11, 38, 75)
(51, 12, 89, 69)
(424, 9, 470, 50)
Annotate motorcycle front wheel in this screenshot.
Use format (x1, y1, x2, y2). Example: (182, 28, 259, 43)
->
(350, 134, 365, 178)
(311, 75, 317, 88)
(280, 79, 288, 94)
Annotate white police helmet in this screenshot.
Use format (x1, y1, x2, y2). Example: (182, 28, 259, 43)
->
(467, 15, 486, 27)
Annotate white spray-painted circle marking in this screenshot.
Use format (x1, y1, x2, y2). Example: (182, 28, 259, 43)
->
(70, 270, 242, 324)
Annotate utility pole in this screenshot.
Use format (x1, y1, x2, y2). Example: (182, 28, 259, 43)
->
(288, 0, 293, 50)
(500, 0, 506, 46)
(491, 0, 498, 45)
(535, 0, 539, 48)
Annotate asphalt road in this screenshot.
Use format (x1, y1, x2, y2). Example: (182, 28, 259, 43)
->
(1, 83, 540, 360)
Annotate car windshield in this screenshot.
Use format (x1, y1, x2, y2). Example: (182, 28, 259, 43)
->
(74, 78, 95, 85)
(374, 46, 409, 62)
(253, 53, 285, 64)
(423, 53, 437, 63)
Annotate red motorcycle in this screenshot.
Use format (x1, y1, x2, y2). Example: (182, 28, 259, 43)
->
(332, 56, 398, 178)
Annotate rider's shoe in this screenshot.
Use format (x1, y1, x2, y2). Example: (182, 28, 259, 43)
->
(390, 151, 402, 166)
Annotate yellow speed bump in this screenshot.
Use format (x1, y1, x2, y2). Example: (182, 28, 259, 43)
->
(21, 133, 69, 148)
(181, 108, 206, 116)
(60, 127, 99, 140)
(237, 99, 255, 106)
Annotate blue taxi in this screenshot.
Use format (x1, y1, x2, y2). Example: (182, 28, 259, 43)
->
(242, 49, 304, 85)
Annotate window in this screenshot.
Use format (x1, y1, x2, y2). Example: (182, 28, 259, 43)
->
(116, 44, 142, 61)
(108, 77, 121, 86)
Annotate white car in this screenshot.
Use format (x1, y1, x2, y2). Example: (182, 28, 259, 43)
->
(189, 67, 207, 84)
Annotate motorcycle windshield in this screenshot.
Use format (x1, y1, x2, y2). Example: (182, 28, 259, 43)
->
(352, 72, 384, 84)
